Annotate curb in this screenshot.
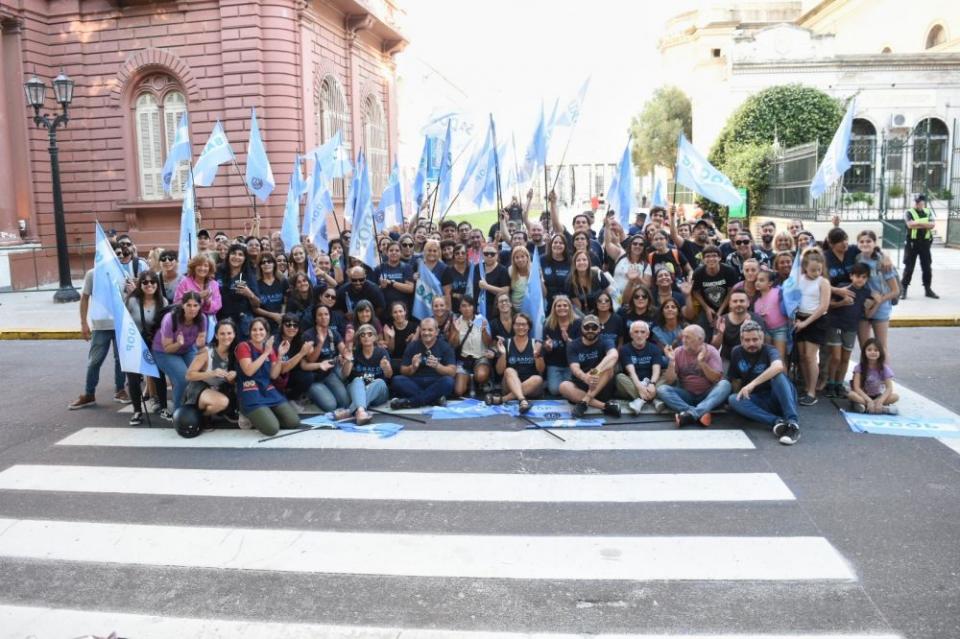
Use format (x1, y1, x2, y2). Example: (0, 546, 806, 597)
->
(889, 316, 960, 328)
(0, 330, 84, 340)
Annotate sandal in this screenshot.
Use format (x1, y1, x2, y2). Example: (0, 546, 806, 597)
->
(333, 408, 353, 421)
(485, 393, 503, 406)
(518, 399, 531, 415)
(355, 409, 372, 425)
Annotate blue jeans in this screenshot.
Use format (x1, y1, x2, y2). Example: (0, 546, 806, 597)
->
(727, 373, 798, 426)
(84, 329, 125, 396)
(152, 347, 197, 411)
(347, 377, 389, 412)
(657, 379, 732, 419)
(308, 372, 350, 411)
(546, 365, 571, 396)
(391, 375, 455, 407)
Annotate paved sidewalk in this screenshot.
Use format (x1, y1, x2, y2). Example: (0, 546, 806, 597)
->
(1, 250, 959, 338)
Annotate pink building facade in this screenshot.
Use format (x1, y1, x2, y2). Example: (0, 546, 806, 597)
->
(0, 0, 405, 287)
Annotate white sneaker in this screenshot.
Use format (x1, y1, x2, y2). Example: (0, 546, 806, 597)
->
(628, 398, 645, 415)
(238, 413, 254, 430)
(289, 399, 306, 414)
(653, 399, 667, 414)
(883, 404, 899, 415)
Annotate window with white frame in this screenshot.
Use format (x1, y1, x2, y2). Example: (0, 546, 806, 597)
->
(363, 94, 388, 195)
(133, 74, 188, 201)
(314, 74, 350, 198)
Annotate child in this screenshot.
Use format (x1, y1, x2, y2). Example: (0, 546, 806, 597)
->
(856, 230, 899, 353)
(826, 262, 880, 398)
(794, 249, 831, 406)
(847, 337, 899, 414)
(753, 268, 787, 361)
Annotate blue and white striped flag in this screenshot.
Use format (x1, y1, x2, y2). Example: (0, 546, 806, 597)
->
(413, 259, 443, 320)
(810, 98, 856, 199)
(176, 173, 197, 277)
(675, 133, 743, 208)
(244, 108, 275, 202)
(554, 76, 590, 127)
(161, 112, 191, 195)
(437, 119, 453, 215)
(519, 104, 547, 185)
(193, 121, 235, 187)
(412, 135, 431, 207)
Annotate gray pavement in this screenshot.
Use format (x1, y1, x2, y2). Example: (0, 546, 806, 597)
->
(0, 335, 958, 638)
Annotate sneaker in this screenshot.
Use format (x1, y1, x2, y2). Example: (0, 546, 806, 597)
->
(437, 396, 448, 407)
(603, 401, 622, 418)
(222, 409, 239, 424)
(698, 412, 712, 427)
(390, 397, 411, 410)
(128, 411, 143, 426)
(113, 389, 131, 404)
(674, 411, 694, 427)
(653, 399, 667, 414)
(147, 397, 161, 413)
(157, 408, 174, 422)
(238, 413, 254, 430)
(68, 394, 96, 410)
(824, 383, 838, 398)
(883, 404, 899, 415)
(779, 422, 801, 446)
(772, 418, 788, 438)
(850, 401, 866, 413)
(798, 394, 818, 406)
(628, 398, 645, 415)
(572, 401, 588, 418)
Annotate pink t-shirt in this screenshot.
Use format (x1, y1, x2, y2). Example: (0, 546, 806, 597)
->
(753, 287, 787, 329)
(674, 344, 723, 396)
(854, 363, 894, 397)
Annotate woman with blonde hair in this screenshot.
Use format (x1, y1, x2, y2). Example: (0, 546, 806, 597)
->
(174, 254, 221, 318)
(508, 245, 532, 311)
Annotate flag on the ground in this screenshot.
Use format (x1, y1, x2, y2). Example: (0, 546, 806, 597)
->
(192, 121, 234, 187)
(675, 133, 743, 208)
(652, 178, 667, 207)
(608, 136, 635, 229)
(810, 98, 857, 199)
(176, 173, 197, 277)
(280, 155, 305, 252)
(437, 119, 454, 215)
(413, 259, 443, 320)
(520, 247, 545, 340)
(161, 112, 191, 195)
(349, 150, 378, 268)
(244, 108, 275, 202)
(377, 159, 404, 229)
(412, 135, 430, 207)
(304, 155, 333, 253)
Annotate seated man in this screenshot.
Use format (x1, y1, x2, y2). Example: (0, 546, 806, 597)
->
(559, 314, 622, 418)
(726, 320, 801, 445)
(615, 320, 662, 415)
(390, 317, 456, 409)
(657, 324, 731, 427)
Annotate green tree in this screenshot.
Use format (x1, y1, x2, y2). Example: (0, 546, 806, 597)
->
(630, 86, 692, 181)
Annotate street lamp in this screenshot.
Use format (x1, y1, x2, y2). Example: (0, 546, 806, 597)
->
(24, 69, 80, 303)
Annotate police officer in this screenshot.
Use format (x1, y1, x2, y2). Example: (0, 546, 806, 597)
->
(900, 194, 938, 299)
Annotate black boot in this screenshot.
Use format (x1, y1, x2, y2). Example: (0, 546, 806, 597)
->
(900, 286, 908, 300)
(925, 287, 939, 299)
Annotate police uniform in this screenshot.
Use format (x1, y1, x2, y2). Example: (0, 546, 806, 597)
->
(901, 195, 938, 299)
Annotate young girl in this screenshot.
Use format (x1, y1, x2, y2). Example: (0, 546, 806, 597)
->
(847, 338, 899, 414)
(856, 230, 899, 353)
(794, 250, 831, 406)
(753, 269, 788, 361)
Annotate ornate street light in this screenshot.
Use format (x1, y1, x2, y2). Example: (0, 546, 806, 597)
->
(24, 70, 79, 303)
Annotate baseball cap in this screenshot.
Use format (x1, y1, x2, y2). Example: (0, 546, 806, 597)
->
(915, 194, 927, 202)
(581, 314, 600, 328)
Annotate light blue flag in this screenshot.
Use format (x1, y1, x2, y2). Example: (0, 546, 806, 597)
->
(280, 155, 304, 252)
(308, 131, 353, 179)
(244, 108, 275, 202)
(458, 123, 493, 206)
(554, 77, 591, 127)
(520, 104, 547, 184)
(675, 133, 743, 208)
(476, 258, 488, 325)
(652, 178, 667, 207)
(90, 223, 127, 323)
(349, 150, 378, 268)
(780, 250, 803, 355)
(306, 255, 317, 287)
(304, 155, 333, 253)
(378, 159, 403, 229)
(193, 121, 235, 187)
(438, 119, 454, 215)
(413, 259, 443, 320)
(609, 136, 635, 229)
(810, 98, 856, 199)
(176, 173, 197, 277)
(161, 112, 191, 195)
(520, 247, 545, 340)
(412, 135, 430, 207)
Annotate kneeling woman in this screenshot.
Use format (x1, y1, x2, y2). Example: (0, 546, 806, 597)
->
(449, 296, 493, 397)
(491, 312, 544, 414)
(337, 323, 392, 424)
(235, 317, 301, 436)
(183, 319, 238, 422)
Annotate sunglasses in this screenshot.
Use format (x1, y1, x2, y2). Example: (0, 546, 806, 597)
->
(401, 242, 414, 247)
(159, 256, 175, 262)
(350, 278, 366, 284)
(582, 324, 600, 331)
(633, 293, 648, 299)
(282, 321, 299, 328)
(358, 331, 375, 338)
(118, 242, 133, 247)
(735, 240, 751, 246)
(483, 252, 497, 257)
(262, 260, 275, 265)
(141, 280, 158, 285)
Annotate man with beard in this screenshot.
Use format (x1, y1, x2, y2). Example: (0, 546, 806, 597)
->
(559, 314, 623, 418)
(670, 208, 712, 270)
(757, 221, 777, 261)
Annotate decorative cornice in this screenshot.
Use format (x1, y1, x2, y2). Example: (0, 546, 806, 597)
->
(112, 47, 200, 104)
(734, 53, 960, 74)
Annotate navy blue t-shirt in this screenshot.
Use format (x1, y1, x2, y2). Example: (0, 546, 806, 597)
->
(350, 346, 390, 381)
(825, 245, 860, 287)
(541, 257, 572, 303)
(543, 320, 581, 367)
(506, 337, 538, 379)
(442, 264, 471, 310)
(829, 283, 873, 331)
(401, 338, 456, 378)
(726, 344, 779, 393)
(617, 341, 663, 380)
(566, 335, 616, 372)
(374, 262, 414, 310)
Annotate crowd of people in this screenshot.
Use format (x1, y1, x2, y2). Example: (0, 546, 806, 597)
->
(71, 188, 911, 445)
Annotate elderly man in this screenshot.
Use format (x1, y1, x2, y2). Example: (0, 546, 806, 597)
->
(559, 314, 622, 418)
(390, 318, 456, 409)
(657, 324, 730, 427)
(726, 320, 801, 445)
(615, 320, 663, 415)
(336, 265, 385, 316)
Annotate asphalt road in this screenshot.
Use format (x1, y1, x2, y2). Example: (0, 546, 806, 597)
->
(0, 334, 957, 638)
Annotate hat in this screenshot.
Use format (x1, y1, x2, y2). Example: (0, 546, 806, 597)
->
(915, 194, 927, 202)
(197, 228, 210, 239)
(581, 314, 600, 328)
(694, 219, 711, 228)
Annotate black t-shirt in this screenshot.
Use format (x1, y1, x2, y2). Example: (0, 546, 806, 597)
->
(442, 264, 471, 311)
(648, 249, 688, 280)
(598, 312, 625, 343)
(350, 346, 390, 381)
(541, 257, 572, 304)
(489, 316, 513, 342)
(726, 344, 780, 394)
(678, 239, 708, 270)
(336, 281, 386, 315)
(543, 320, 581, 367)
(825, 245, 860, 287)
(692, 263, 739, 311)
(478, 262, 510, 321)
(374, 262, 414, 311)
(829, 283, 873, 331)
(566, 271, 611, 315)
(302, 326, 342, 380)
(387, 319, 419, 358)
(618, 341, 663, 380)
(505, 337, 538, 379)
(566, 335, 616, 372)
(401, 338, 455, 378)
(216, 270, 260, 324)
(718, 312, 765, 359)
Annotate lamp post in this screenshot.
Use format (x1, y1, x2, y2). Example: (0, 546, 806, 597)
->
(24, 70, 80, 303)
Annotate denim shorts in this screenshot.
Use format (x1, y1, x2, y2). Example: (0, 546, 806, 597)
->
(765, 325, 789, 343)
(825, 327, 857, 351)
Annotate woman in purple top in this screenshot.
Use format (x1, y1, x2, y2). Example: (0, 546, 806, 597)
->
(152, 291, 206, 410)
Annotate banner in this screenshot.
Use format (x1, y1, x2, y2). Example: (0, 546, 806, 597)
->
(843, 410, 960, 438)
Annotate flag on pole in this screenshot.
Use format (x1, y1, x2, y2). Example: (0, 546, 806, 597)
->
(280, 155, 305, 252)
(349, 150, 378, 268)
(412, 135, 430, 207)
(377, 159, 404, 229)
(459, 121, 497, 208)
(520, 247, 545, 340)
(304, 155, 334, 253)
(651, 178, 667, 207)
(413, 258, 444, 320)
(810, 98, 857, 199)
(437, 119, 454, 215)
(307, 131, 353, 179)
(176, 173, 197, 277)
(554, 77, 591, 127)
(608, 136, 635, 229)
(675, 133, 743, 208)
(519, 103, 547, 184)
(476, 258, 489, 329)
(161, 112, 191, 195)
(244, 108, 275, 202)
(90, 223, 127, 323)
(193, 121, 235, 187)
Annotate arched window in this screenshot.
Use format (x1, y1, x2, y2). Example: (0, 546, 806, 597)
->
(847, 119, 876, 193)
(912, 118, 949, 193)
(363, 94, 388, 195)
(926, 24, 946, 49)
(314, 74, 350, 198)
(132, 74, 189, 201)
